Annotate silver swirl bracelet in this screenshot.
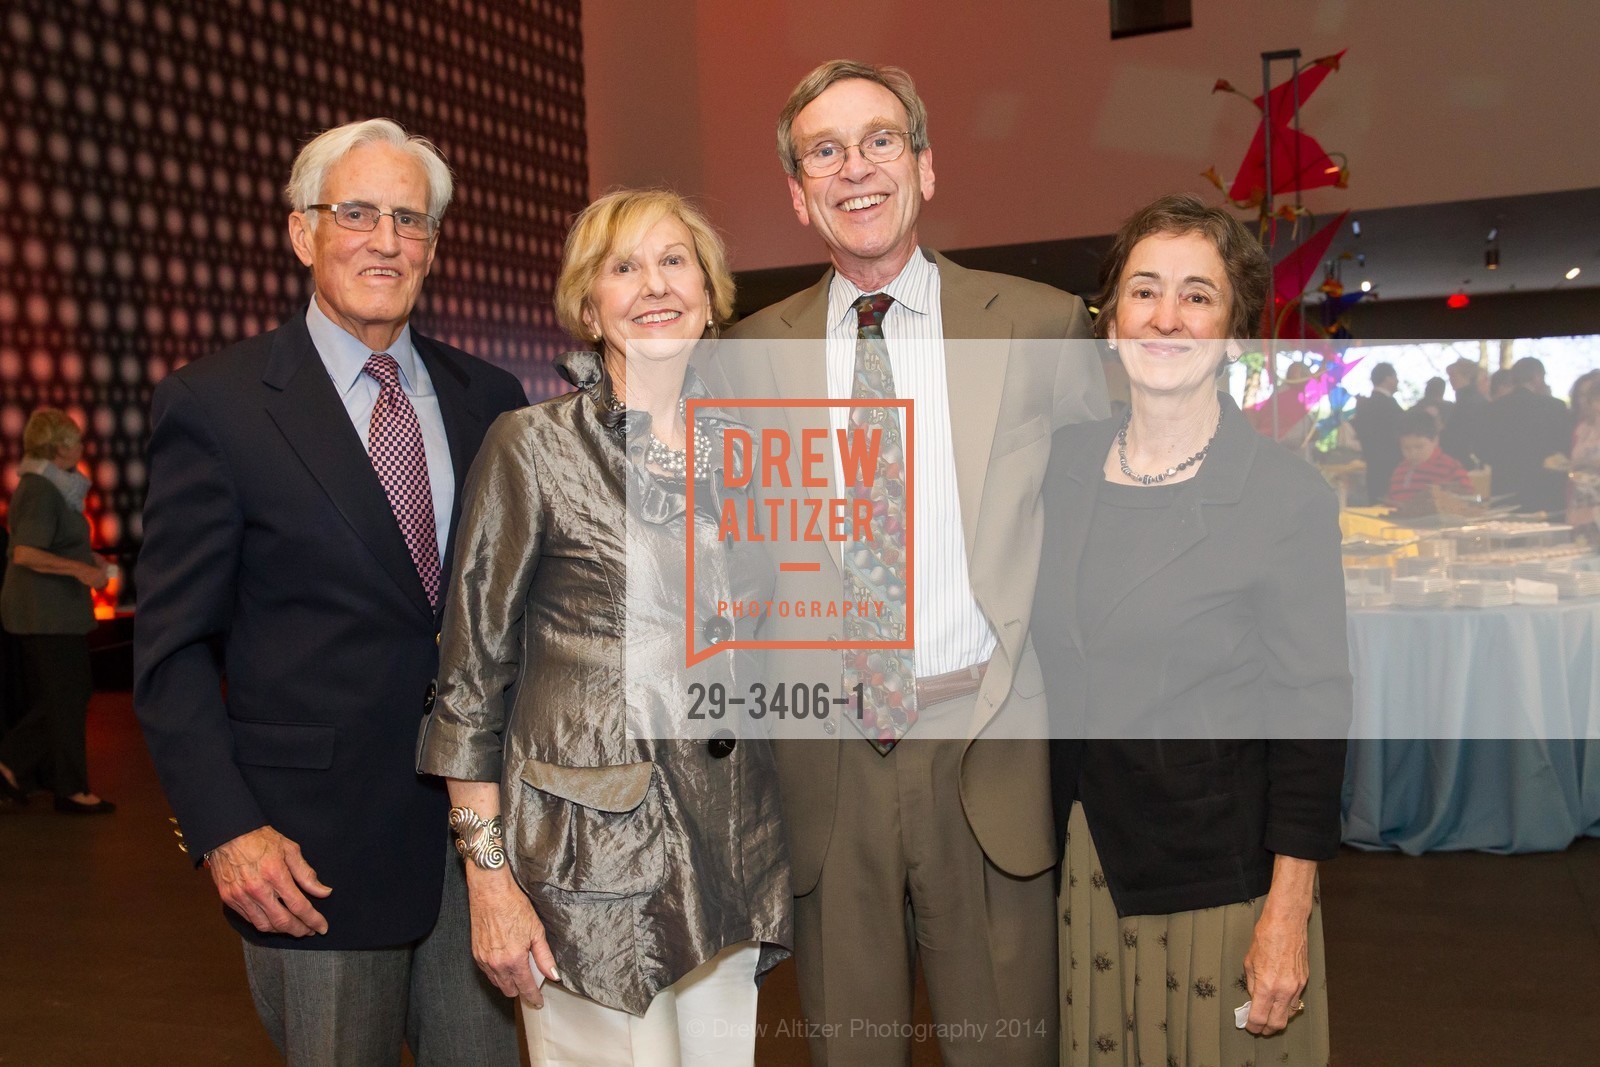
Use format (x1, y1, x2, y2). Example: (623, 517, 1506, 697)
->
(448, 806, 507, 870)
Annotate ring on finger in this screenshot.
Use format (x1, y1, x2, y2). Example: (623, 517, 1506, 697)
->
(1291, 999, 1306, 1014)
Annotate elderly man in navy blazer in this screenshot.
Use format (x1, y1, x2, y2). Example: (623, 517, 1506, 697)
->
(134, 119, 525, 1065)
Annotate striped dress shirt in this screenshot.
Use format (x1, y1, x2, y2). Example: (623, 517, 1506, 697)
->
(826, 251, 996, 677)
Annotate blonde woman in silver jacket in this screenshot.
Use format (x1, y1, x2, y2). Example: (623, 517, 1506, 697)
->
(417, 189, 790, 1065)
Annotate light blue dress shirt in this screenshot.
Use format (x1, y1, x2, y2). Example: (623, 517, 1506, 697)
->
(305, 296, 454, 563)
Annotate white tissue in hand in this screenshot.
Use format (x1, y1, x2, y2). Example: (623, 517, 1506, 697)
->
(1234, 1001, 1251, 1028)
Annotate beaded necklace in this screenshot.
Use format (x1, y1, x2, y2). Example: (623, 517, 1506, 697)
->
(1116, 406, 1221, 486)
(605, 391, 712, 481)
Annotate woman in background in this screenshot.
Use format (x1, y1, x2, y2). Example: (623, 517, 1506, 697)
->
(1035, 195, 1349, 1067)
(0, 409, 115, 813)
(1562, 370, 1600, 541)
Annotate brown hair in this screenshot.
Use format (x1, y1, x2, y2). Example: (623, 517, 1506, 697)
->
(553, 189, 735, 347)
(776, 60, 931, 179)
(1571, 369, 1600, 414)
(1094, 194, 1268, 341)
(1398, 407, 1441, 441)
(22, 409, 82, 460)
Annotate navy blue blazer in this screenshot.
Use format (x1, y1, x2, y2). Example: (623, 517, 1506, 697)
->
(1035, 394, 1350, 917)
(134, 306, 526, 949)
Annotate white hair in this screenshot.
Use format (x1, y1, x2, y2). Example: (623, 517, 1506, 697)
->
(284, 118, 454, 224)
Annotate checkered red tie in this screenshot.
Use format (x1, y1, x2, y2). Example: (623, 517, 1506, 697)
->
(364, 353, 440, 607)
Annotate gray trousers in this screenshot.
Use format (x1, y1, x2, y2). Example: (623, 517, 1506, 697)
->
(242, 841, 517, 1066)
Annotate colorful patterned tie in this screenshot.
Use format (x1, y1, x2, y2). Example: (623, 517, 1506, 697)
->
(364, 353, 440, 608)
(843, 293, 917, 754)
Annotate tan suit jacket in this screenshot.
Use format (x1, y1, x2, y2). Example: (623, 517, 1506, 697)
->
(709, 250, 1108, 893)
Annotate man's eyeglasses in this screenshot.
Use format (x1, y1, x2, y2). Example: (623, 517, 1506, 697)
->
(306, 202, 440, 240)
(796, 129, 910, 179)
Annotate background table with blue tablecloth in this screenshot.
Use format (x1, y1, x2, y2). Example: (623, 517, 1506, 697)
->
(1341, 598, 1600, 853)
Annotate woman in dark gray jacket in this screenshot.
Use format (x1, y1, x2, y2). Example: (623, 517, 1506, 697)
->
(1035, 196, 1349, 1067)
(0, 409, 114, 813)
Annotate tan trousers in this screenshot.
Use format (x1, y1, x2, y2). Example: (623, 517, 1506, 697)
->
(793, 715, 1058, 1066)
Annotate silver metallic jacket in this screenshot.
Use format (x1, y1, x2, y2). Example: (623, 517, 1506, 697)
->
(418, 351, 791, 1014)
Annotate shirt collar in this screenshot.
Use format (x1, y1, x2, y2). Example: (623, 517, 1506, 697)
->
(306, 294, 422, 395)
(827, 247, 938, 330)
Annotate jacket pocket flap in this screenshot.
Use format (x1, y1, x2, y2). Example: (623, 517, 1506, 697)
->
(232, 719, 336, 770)
(520, 759, 653, 812)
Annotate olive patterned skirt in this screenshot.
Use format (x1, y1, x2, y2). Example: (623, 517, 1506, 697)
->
(1060, 803, 1331, 1067)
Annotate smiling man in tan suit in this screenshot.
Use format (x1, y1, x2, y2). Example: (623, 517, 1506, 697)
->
(709, 60, 1107, 1065)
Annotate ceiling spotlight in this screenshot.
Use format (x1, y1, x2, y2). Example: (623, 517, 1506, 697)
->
(1567, 267, 1582, 281)
(1485, 246, 1499, 270)
(1486, 227, 1498, 242)
(1360, 280, 1372, 292)
(1351, 220, 1361, 236)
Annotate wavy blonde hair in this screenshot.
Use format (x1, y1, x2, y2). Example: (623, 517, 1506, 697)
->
(554, 189, 735, 346)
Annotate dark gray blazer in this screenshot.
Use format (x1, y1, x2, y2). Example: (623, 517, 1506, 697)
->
(2, 474, 96, 636)
(1035, 393, 1351, 917)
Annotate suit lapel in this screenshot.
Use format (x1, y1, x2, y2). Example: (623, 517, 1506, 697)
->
(261, 310, 434, 621)
(936, 253, 1010, 555)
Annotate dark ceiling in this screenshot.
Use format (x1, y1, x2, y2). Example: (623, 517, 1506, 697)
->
(733, 186, 1600, 321)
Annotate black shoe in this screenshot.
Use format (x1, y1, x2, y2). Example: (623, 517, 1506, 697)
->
(54, 795, 116, 815)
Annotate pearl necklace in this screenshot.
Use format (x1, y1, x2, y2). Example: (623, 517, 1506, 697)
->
(1116, 408, 1221, 486)
(606, 391, 712, 481)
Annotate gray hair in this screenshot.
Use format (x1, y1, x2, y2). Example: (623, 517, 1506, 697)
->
(776, 60, 931, 179)
(284, 118, 454, 224)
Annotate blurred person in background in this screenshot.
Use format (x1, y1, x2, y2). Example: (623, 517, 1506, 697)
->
(1475, 357, 1573, 515)
(1442, 366, 1514, 470)
(0, 409, 115, 814)
(1446, 358, 1486, 410)
(1409, 376, 1452, 430)
(1556, 370, 1600, 542)
(1351, 361, 1402, 504)
(1387, 408, 1474, 508)
(1246, 360, 1321, 448)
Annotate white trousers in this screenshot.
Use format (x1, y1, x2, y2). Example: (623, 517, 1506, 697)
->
(522, 941, 762, 1066)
